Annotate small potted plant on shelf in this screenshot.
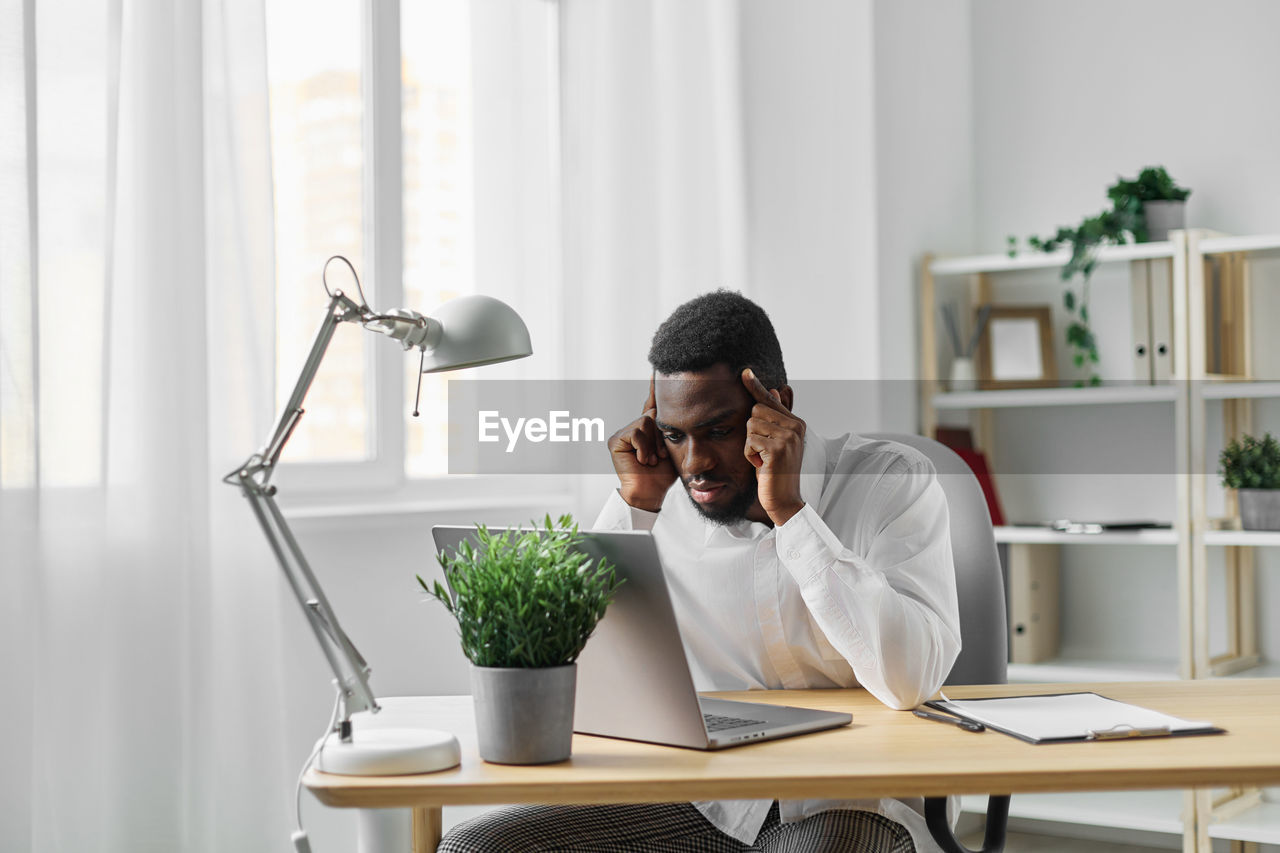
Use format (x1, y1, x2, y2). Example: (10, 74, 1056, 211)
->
(421, 514, 622, 764)
(1219, 433, 1280, 531)
(1024, 165, 1193, 387)
(1107, 166, 1192, 243)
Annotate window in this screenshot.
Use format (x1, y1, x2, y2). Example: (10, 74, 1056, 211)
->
(265, 0, 561, 494)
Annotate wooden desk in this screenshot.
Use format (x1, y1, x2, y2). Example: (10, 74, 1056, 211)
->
(306, 680, 1280, 852)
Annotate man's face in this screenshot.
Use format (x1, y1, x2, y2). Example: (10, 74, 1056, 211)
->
(653, 364, 761, 525)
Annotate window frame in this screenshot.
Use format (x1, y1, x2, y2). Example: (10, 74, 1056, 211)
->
(276, 0, 570, 507)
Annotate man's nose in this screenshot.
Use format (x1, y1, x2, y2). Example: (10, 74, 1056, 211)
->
(683, 438, 716, 479)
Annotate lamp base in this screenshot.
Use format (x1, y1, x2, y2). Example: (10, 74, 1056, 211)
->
(315, 727, 461, 776)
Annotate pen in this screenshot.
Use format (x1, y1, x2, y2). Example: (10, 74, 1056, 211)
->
(912, 708, 985, 733)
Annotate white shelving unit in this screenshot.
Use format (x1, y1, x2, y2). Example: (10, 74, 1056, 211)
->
(1205, 530, 1280, 548)
(1209, 802, 1280, 846)
(1201, 381, 1280, 401)
(930, 240, 1177, 276)
(1008, 658, 1178, 684)
(921, 231, 1280, 853)
(961, 790, 1186, 835)
(995, 526, 1178, 546)
(934, 385, 1178, 410)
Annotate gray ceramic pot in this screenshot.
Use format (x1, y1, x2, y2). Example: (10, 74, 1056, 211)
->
(1238, 489, 1280, 531)
(1143, 200, 1186, 242)
(470, 663, 576, 764)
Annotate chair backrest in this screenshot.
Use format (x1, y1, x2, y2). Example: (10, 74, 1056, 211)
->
(866, 433, 1007, 686)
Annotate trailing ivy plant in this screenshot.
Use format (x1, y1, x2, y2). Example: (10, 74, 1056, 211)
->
(1219, 433, 1280, 491)
(1026, 166, 1190, 387)
(420, 514, 623, 669)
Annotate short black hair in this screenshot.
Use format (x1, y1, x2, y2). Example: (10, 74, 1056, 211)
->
(647, 290, 787, 388)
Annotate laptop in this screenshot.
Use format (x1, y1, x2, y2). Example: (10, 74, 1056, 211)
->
(431, 526, 852, 750)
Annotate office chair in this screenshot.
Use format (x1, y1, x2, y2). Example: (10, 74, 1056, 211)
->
(866, 434, 1010, 853)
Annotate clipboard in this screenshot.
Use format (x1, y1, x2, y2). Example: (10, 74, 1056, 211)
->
(925, 692, 1226, 745)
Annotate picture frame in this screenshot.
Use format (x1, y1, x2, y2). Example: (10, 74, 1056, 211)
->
(976, 305, 1057, 390)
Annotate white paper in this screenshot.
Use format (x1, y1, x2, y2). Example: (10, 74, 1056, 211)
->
(934, 693, 1214, 742)
(989, 318, 1044, 380)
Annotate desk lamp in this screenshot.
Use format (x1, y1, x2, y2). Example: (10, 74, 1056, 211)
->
(225, 256, 531, 776)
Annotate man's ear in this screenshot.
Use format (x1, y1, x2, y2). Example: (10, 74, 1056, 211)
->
(779, 384, 794, 411)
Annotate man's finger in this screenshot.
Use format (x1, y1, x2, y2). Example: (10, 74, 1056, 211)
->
(645, 373, 657, 414)
(741, 368, 789, 414)
(747, 416, 799, 439)
(640, 416, 668, 462)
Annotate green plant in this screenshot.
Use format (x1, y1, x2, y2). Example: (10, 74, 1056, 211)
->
(1027, 166, 1191, 387)
(420, 514, 622, 668)
(1219, 433, 1280, 490)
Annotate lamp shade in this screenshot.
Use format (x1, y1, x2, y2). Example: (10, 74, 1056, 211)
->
(419, 294, 532, 373)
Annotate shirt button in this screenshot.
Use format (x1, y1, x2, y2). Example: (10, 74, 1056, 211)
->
(787, 549, 800, 560)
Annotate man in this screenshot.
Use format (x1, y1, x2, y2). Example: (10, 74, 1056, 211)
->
(440, 291, 960, 852)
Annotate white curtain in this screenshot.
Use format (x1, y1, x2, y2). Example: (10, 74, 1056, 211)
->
(1, 1, 295, 850)
(559, 0, 748, 381)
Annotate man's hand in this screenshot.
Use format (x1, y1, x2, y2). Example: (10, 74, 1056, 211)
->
(607, 374, 677, 512)
(742, 368, 806, 526)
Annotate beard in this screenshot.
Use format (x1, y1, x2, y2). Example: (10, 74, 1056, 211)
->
(683, 474, 758, 525)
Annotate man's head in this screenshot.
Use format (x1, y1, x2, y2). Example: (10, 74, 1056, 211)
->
(648, 290, 787, 390)
(647, 291, 790, 525)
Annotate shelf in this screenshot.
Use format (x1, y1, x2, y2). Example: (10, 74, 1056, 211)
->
(1200, 381, 1280, 400)
(930, 241, 1176, 276)
(1008, 658, 1178, 684)
(1220, 661, 1280, 679)
(933, 385, 1177, 410)
(995, 526, 1177, 546)
(960, 790, 1184, 835)
(1208, 801, 1280, 844)
(1204, 529, 1280, 547)
(1198, 233, 1280, 256)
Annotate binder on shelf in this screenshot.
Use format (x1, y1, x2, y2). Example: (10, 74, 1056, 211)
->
(953, 448, 1005, 527)
(1149, 258, 1176, 381)
(1129, 258, 1176, 384)
(1006, 542, 1059, 664)
(1130, 260, 1153, 382)
(925, 692, 1224, 745)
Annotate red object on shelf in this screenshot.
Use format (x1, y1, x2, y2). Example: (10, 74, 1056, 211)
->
(952, 448, 1005, 527)
(934, 426, 974, 451)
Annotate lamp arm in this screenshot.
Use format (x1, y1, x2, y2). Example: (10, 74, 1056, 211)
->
(250, 291, 366, 485)
(240, 484, 379, 734)
(223, 289, 385, 740)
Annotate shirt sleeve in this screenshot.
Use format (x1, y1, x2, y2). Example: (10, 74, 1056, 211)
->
(591, 488, 661, 532)
(774, 460, 961, 710)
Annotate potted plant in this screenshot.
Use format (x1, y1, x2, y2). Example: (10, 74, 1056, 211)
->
(1019, 165, 1192, 387)
(1219, 433, 1280, 530)
(1108, 166, 1192, 242)
(420, 514, 622, 764)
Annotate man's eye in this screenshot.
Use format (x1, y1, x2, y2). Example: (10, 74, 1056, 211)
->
(662, 432, 683, 443)
(708, 428, 732, 438)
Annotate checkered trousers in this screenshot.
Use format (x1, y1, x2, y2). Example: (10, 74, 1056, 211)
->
(436, 801, 915, 852)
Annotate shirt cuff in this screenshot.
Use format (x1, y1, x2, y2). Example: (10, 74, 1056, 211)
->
(774, 502, 851, 582)
(591, 489, 661, 532)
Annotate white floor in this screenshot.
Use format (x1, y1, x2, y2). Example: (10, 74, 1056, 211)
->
(960, 831, 1169, 852)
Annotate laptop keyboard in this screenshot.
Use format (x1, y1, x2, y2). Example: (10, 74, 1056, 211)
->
(703, 713, 768, 732)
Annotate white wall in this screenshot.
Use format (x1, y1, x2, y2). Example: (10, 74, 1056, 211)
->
(871, 0, 977, 431)
(972, 0, 1280, 242)
(740, 0, 880, 398)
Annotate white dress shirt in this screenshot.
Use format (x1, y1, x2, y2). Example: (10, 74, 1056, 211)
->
(592, 431, 961, 853)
